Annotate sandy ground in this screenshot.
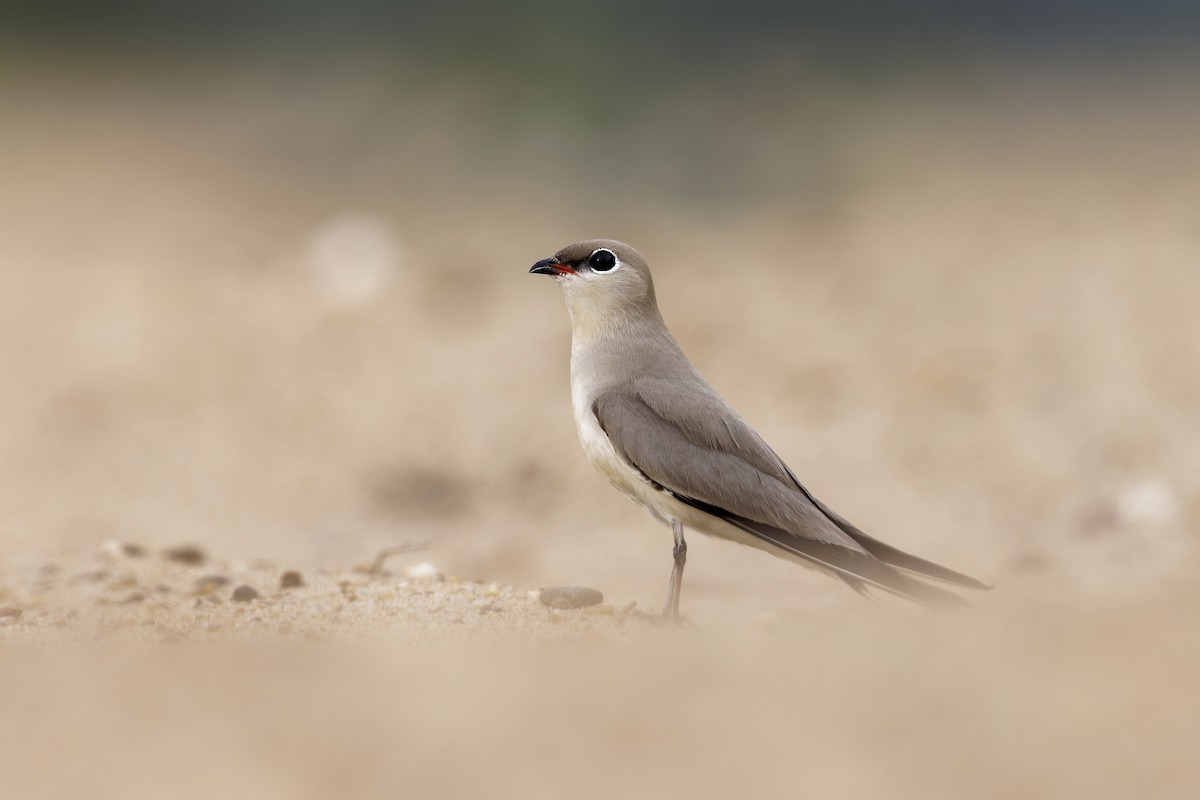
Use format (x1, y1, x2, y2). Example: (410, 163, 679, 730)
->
(1, 53, 1199, 798)
(1, 540, 1198, 800)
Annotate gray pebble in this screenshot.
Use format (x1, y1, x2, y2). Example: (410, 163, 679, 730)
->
(231, 585, 260, 602)
(164, 545, 207, 566)
(539, 585, 604, 609)
(279, 570, 304, 589)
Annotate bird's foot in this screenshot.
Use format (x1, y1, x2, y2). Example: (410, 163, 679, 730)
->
(654, 605, 691, 627)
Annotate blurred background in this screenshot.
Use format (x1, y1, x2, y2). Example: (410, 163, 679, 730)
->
(1, 3, 1199, 797)
(3, 0, 1197, 607)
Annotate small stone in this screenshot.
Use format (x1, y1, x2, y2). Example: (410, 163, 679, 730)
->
(279, 570, 304, 589)
(539, 586, 604, 610)
(231, 585, 260, 602)
(0, 607, 23, 620)
(164, 545, 207, 566)
(484, 584, 501, 597)
(193, 575, 230, 596)
(102, 540, 147, 559)
(406, 562, 444, 582)
(1117, 480, 1180, 527)
(582, 603, 615, 617)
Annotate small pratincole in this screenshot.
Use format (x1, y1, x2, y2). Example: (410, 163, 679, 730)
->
(530, 239, 988, 619)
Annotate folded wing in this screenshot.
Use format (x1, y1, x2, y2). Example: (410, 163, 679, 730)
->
(592, 380, 985, 606)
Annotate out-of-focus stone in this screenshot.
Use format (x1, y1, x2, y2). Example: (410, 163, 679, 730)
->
(539, 586, 604, 610)
(1117, 480, 1180, 527)
(406, 562, 444, 582)
(231, 585, 260, 603)
(582, 603, 616, 617)
(194, 575, 230, 596)
(164, 545, 207, 566)
(280, 570, 304, 589)
(102, 541, 147, 559)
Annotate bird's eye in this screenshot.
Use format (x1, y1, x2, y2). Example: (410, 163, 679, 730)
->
(588, 248, 618, 272)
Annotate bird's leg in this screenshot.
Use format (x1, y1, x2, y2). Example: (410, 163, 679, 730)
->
(662, 521, 687, 621)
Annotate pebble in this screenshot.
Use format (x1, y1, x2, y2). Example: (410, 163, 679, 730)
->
(1117, 480, 1180, 527)
(406, 562, 444, 582)
(194, 575, 230, 596)
(231, 585, 260, 603)
(539, 586, 604, 610)
(279, 570, 304, 589)
(101, 541, 147, 559)
(164, 545, 207, 566)
(582, 603, 615, 617)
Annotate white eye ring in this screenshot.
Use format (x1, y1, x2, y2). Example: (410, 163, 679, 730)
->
(588, 248, 620, 273)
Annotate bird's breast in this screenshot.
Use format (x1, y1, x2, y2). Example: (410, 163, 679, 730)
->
(570, 369, 673, 525)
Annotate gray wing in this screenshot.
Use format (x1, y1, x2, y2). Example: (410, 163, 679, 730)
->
(592, 379, 983, 605)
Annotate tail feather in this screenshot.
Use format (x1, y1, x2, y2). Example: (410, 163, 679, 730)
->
(827, 557, 970, 608)
(776, 467, 990, 593)
(810, 499, 991, 590)
(673, 493, 970, 607)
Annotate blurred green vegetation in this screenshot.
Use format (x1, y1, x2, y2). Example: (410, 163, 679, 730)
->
(5, 1, 1200, 52)
(3, 1, 1197, 216)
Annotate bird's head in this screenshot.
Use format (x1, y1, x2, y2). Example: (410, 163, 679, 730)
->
(529, 239, 658, 334)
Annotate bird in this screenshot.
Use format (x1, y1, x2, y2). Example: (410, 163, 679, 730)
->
(529, 239, 989, 619)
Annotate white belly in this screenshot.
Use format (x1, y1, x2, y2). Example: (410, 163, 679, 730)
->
(571, 387, 667, 519)
(570, 382, 762, 538)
